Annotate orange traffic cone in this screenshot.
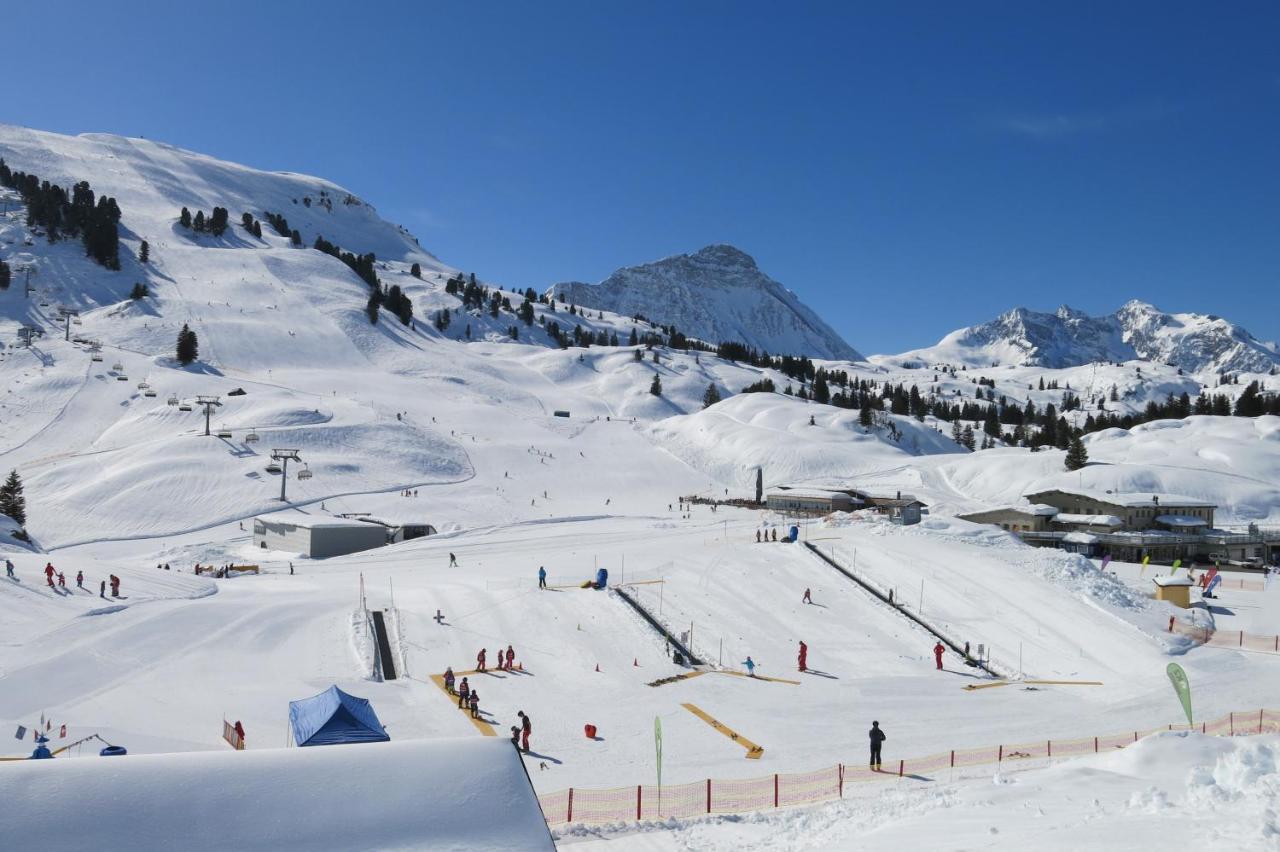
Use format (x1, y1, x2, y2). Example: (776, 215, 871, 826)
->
(595, 663, 601, 673)
(633, 658, 639, 667)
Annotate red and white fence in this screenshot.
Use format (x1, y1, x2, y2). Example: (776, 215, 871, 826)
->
(539, 708, 1280, 827)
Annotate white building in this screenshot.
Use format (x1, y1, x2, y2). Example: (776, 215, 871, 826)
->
(253, 512, 387, 559)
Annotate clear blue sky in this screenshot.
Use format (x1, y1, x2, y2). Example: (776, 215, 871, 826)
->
(6, 2, 1278, 354)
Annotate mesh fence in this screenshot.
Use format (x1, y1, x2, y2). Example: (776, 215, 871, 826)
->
(540, 708, 1279, 827)
(1172, 620, 1280, 654)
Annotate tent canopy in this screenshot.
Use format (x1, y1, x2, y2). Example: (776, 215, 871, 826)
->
(289, 685, 390, 747)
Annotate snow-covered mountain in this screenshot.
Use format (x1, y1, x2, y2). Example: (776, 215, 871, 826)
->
(888, 301, 1280, 374)
(547, 244, 862, 361)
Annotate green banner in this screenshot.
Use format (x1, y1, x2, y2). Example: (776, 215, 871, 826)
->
(1166, 663, 1193, 726)
(1170, 559, 1183, 575)
(654, 716, 663, 789)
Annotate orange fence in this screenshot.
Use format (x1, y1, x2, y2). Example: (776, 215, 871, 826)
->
(1171, 620, 1280, 654)
(539, 708, 1279, 826)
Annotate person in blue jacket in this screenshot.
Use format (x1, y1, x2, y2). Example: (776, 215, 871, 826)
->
(538, 566, 547, 589)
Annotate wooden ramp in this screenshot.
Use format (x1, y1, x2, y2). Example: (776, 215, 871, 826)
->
(717, 670, 801, 686)
(680, 703, 764, 759)
(647, 671, 710, 687)
(964, 679, 1104, 692)
(430, 674, 496, 736)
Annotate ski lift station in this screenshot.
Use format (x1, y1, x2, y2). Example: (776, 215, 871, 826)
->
(253, 512, 388, 559)
(341, 514, 437, 543)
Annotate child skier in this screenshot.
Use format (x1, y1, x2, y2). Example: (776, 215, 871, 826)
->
(518, 710, 531, 752)
(798, 641, 808, 672)
(76, 571, 84, 589)
(443, 667, 456, 694)
(476, 648, 487, 672)
(457, 678, 470, 708)
(505, 645, 515, 670)
(933, 641, 945, 670)
(742, 656, 757, 677)
(468, 690, 480, 719)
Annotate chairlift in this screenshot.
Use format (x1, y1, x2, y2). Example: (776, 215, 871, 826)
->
(138, 382, 150, 389)
(265, 462, 283, 474)
(144, 390, 157, 398)
(91, 354, 104, 362)
(297, 464, 313, 481)
(117, 375, 129, 382)
(111, 362, 124, 371)
(73, 318, 83, 325)
(178, 404, 193, 412)
(167, 395, 179, 406)
(216, 424, 234, 439)
(244, 428, 260, 443)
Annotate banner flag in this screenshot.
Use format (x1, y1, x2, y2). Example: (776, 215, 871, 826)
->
(1101, 555, 1112, 571)
(1166, 663, 1193, 726)
(1170, 559, 1182, 575)
(1140, 555, 1151, 576)
(1205, 574, 1222, 596)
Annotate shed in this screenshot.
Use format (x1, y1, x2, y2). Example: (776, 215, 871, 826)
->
(352, 515, 438, 544)
(1153, 575, 1194, 609)
(766, 489, 857, 513)
(288, 685, 390, 747)
(253, 512, 387, 558)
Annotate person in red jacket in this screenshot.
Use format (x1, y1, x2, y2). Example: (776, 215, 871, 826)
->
(517, 710, 531, 753)
(798, 641, 808, 672)
(505, 645, 515, 670)
(45, 563, 56, 587)
(933, 641, 945, 670)
(476, 648, 487, 672)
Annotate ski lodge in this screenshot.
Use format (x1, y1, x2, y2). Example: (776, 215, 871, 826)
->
(765, 486, 926, 524)
(959, 487, 1280, 565)
(253, 512, 387, 559)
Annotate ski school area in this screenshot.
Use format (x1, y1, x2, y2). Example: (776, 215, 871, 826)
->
(2, 504, 1278, 848)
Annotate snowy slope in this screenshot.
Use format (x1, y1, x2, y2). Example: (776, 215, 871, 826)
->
(548, 244, 862, 360)
(887, 301, 1280, 374)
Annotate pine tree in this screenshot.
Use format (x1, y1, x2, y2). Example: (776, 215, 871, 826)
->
(961, 424, 976, 451)
(1064, 435, 1089, 471)
(139, 240, 149, 263)
(252, 221, 262, 239)
(130, 282, 148, 300)
(0, 469, 26, 527)
(180, 207, 192, 228)
(755, 467, 763, 504)
(702, 382, 722, 408)
(634, 349, 643, 362)
(410, 263, 422, 278)
(812, 374, 830, 404)
(176, 324, 199, 365)
(859, 404, 873, 428)
(290, 229, 301, 246)
(0, 259, 9, 290)
(366, 292, 381, 325)
(649, 374, 662, 396)
(193, 210, 205, 232)
(951, 418, 962, 445)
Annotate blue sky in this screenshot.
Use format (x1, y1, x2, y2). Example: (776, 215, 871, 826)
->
(5, 2, 1278, 354)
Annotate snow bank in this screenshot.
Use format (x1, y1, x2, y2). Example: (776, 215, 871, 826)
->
(0, 738, 553, 852)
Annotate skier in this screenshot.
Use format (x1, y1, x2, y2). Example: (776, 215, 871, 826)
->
(111, 575, 121, 597)
(756, 530, 761, 543)
(99, 580, 106, 599)
(468, 690, 480, 719)
(798, 641, 808, 673)
(443, 667, 456, 694)
(5, 559, 14, 579)
(457, 677, 470, 708)
(57, 572, 66, 588)
(45, 563, 56, 587)
(517, 710, 531, 753)
(802, 588, 812, 604)
(476, 648, 487, 672)
(495, 649, 505, 672)
(505, 645, 515, 670)
(771, 528, 777, 542)
(538, 566, 547, 590)
(234, 720, 246, 748)
(869, 721, 885, 770)
(742, 656, 757, 677)
(933, 641, 945, 671)
(510, 725, 521, 748)
(449, 553, 458, 568)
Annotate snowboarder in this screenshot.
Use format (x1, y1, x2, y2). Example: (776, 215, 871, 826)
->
(802, 588, 812, 604)
(869, 721, 885, 770)
(933, 641, 945, 671)
(505, 645, 515, 670)
(457, 677, 470, 708)
(469, 691, 480, 719)
(476, 648, 487, 672)
(742, 656, 756, 677)
(798, 641, 808, 673)
(518, 710, 531, 752)
(99, 580, 106, 598)
(538, 566, 547, 590)
(449, 553, 458, 568)
(444, 667, 456, 694)
(5, 559, 14, 579)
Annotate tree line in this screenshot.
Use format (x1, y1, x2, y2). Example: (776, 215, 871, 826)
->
(1, 159, 122, 269)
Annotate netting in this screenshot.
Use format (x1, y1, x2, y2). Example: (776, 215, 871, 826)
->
(540, 708, 1279, 826)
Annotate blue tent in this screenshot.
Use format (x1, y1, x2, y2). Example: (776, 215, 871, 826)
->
(288, 685, 390, 747)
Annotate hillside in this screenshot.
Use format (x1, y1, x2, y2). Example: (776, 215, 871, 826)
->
(548, 244, 862, 361)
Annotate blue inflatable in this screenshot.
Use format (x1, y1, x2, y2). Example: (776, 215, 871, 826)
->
(595, 568, 608, 589)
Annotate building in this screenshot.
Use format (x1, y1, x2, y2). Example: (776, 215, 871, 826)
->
(344, 515, 438, 544)
(956, 504, 1058, 533)
(1023, 489, 1216, 532)
(766, 488, 858, 514)
(253, 512, 387, 558)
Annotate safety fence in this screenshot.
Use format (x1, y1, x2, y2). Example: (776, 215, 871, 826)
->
(539, 708, 1279, 827)
(1172, 620, 1280, 654)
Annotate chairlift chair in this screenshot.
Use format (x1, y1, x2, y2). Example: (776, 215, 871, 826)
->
(167, 395, 179, 406)
(111, 362, 124, 371)
(178, 404, 193, 412)
(91, 354, 104, 362)
(216, 424, 234, 439)
(144, 390, 157, 398)
(265, 462, 283, 474)
(244, 429, 260, 443)
(116, 375, 129, 381)
(73, 318, 82, 325)
(297, 465, 313, 481)
(138, 382, 150, 389)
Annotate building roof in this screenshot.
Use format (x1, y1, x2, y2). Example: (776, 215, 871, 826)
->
(1153, 576, 1194, 587)
(256, 511, 376, 530)
(1025, 488, 1215, 509)
(768, 489, 856, 502)
(1155, 514, 1209, 528)
(1062, 532, 1100, 544)
(1053, 513, 1125, 527)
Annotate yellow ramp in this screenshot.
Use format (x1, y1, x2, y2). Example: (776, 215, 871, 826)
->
(681, 703, 764, 759)
(430, 674, 497, 736)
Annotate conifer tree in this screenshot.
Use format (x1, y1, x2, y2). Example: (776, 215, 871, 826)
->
(180, 207, 192, 228)
(702, 382, 722, 408)
(130, 282, 148, 300)
(649, 374, 662, 396)
(193, 210, 205, 232)
(139, 240, 149, 263)
(0, 469, 26, 527)
(1064, 435, 1089, 471)
(176, 323, 199, 365)
(410, 262, 422, 278)
(366, 292, 381, 325)
(0, 259, 9, 289)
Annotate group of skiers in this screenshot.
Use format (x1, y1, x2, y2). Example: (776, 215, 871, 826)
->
(755, 528, 780, 542)
(475, 645, 518, 673)
(7, 560, 121, 598)
(440, 667, 533, 753)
